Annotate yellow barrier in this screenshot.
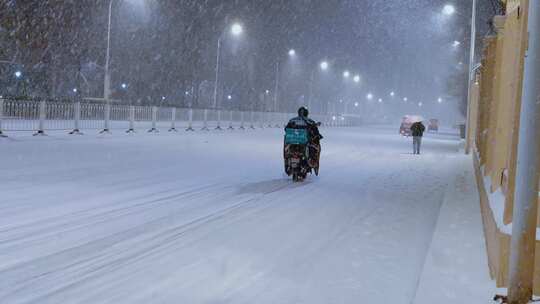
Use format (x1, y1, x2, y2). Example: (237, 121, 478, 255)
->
(467, 0, 540, 293)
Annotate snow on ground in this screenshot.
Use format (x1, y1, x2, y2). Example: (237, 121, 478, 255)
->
(412, 155, 496, 303)
(0, 126, 495, 303)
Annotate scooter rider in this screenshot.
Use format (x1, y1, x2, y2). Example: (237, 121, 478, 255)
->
(286, 107, 323, 168)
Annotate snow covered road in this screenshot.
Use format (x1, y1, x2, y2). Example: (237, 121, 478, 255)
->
(0, 126, 480, 303)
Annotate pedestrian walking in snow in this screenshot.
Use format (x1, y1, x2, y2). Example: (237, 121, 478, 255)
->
(410, 121, 425, 155)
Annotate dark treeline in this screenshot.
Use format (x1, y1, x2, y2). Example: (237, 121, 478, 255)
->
(0, 0, 316, 111)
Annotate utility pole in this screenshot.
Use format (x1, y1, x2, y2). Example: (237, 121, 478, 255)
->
(465, 0, 477, 154)
(508, 1, 540, 303)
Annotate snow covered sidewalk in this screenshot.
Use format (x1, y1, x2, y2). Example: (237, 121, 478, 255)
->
(0, 126, 494, 303)
(412, 156, 497, 303)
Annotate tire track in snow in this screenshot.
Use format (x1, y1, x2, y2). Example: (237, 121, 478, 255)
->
(0, 183, 229, 244)
(0, 181, 298, 303)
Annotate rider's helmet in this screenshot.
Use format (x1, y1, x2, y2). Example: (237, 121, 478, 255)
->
(298, 107, 309, 118)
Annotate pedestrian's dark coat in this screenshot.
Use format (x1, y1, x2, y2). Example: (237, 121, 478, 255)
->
(410, 121, 426, 137)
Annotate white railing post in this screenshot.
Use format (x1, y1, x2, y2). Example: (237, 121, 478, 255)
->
(215, 109, 223, 130)
(126, 105, 135, 133)
(259, 112, 264, 129)
(250, 111, 255, 129)
(33, 100, 46, 136)
(186, 108, 194, 131)
(148, 106, 158, 133)
(240, 111, 245, 130)
(201, 109, 209, 131)
(100, 103, 111, 134)
(69, 101, 83, 135)
(169, 107, 177, 132)
(228, 110, 234, 130)
(0, 98, 5, 137)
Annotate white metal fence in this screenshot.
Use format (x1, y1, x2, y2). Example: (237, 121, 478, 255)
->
(0, 99, 355, 136)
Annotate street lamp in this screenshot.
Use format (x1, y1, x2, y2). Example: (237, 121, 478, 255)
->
(103, 0, 146, 102)
(418, 102, 423, 107)
(273, 48, 297, 112)
(213, 22, 244, 109)
(378, 98, 383, 103)
(227, 95, 232, 100)
(73, 88, 78, 93)
(403, 97, 408, 102)
(453, 40, 461, 47)
(121, 83, 127, 89)
(231, 23, 243, 36)
(343, 70, 350, 78)
(366, 93, 373, 100)
(442, 4, 456, 16)
(320, 61, 329, 71)
(353, 75, 360, 83)
(354, 102, 359, 107)
(438, 97, 443, 103)
(390, 91, 395, 97)
(308, 59, 330, 110)
(14, 71, 22, 78)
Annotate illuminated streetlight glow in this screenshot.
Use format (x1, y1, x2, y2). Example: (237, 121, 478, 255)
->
(403, 97, 408, 101)
(378, 98, 383, 103)
(227, 95, 232, 100)
(121, 83, 127, 89)
(343, 70, 350, 78)
(390, 91, 395, 97)
(162, 96, 166, 100)
(14, 71, 22, 78)
(353, 75, 360, 83)
(73, 88, 78, 93)
(231, 23, 243, 36)
(418, 102, 423, 107)
(453, 40, 461, 47)
(265, 90, 270, 94)
(354, 102, 359, 107)
(288, 49, 296, 57)
(366, 93, 373, 100)
(320, 61, 329, 70)
(438, 97, 443, 103)
(442, 4, 456, 15)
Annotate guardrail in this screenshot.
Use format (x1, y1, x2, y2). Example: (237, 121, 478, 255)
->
(0, 98, 354, 136)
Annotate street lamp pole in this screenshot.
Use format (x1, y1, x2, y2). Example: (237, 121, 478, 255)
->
(465, 0, 477, 153)
(104, 0, 114, 103)
(308, 69, 315, 110)
(213, 37, 222, 109)
(273, 61, 280, 112)
(212, 23, 242, 110)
